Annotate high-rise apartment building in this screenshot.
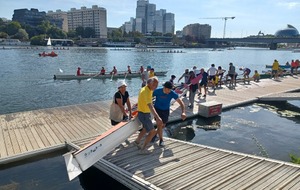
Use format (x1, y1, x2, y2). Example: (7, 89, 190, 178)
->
(164, 13, 175, 34)
(182, 23, 211, 39)
(154, 9, 166, 33)
(12, 8, 46, 27)
(47, 10, 68, 32)
(67, 5, 107, 38)
(133, 0, 175, 34)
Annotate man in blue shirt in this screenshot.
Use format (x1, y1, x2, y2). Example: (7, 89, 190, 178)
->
(153, 81, 186, 146)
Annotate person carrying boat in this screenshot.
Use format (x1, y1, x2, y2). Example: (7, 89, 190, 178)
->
(169, 75, 176, 87)
(252, 70, 260, 82)
(198, 68, 208, 98)
(239, 67, 251, 83)
(151, 81, 186, 146)
(110, 80, 132, 126)
(207, 64, 218, 90)
(134, 77, 163, 154)
(225, 62, 236, 86)
(217, 66, 226, 87)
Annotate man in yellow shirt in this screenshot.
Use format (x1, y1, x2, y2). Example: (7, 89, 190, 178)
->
(134, 76, 163, 154)
(271, 59, 279, 79)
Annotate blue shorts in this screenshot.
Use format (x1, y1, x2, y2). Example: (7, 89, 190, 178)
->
(138, 112, 154, 132)
(154, 108, 169, 124)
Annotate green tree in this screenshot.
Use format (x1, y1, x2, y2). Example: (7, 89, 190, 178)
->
(48, 26, 67, 39)
(13, 29, 29, 40)
(0, 32, 8, 38)
(6, 21, 21, 36)
(84, 27, 95, 38)
(30, 35, 45, 45)
(37, 20, 52, 35)
(67, 30, 77, 38)
(76, 26, 84, 38)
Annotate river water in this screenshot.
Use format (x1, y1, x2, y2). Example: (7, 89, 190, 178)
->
(0, 46, 299, 189)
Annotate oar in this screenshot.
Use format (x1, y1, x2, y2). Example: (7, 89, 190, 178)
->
(110, 73, 114, 82)
(124, 72, 127, 80)
(87, 73, 99, 81)
(59, 68, 63, 73)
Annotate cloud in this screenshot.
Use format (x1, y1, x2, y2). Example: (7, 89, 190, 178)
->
(277, 1, 300, 9)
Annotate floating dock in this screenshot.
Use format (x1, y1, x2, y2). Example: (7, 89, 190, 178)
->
(1, 76, 300, 189)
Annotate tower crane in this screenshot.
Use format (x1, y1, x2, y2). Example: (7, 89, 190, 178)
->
(199, 17, 235, 38)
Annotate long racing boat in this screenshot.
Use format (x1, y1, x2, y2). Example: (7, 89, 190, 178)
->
(63, 112, 141, 180)
(53, 71, 167, 80)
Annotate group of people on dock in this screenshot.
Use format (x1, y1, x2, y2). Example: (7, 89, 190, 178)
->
(107, 56, 300, 154)
(271, 59, 300, 79)
(109, 65, 186, 154)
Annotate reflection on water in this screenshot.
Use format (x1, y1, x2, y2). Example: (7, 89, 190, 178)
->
(166, 101, 300, 162)
(0, 101, 299, 189)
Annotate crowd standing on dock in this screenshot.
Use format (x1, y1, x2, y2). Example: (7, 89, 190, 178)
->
(75, 56, 299, 155)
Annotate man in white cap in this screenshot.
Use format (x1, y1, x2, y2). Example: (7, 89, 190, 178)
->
(110, 80, 132, 125)
(152, 81, 186, 146)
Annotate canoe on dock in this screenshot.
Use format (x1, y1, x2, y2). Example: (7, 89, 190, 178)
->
(53, 71, 168, 80)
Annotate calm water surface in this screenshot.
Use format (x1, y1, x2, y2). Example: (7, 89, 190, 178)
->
(0, 47, 299, 189)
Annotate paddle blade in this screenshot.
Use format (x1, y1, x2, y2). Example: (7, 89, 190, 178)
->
(59, 68, 63, 73)
(87, 78, 92, 81)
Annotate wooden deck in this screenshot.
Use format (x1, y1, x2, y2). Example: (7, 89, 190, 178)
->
(1, 76, 300, 189)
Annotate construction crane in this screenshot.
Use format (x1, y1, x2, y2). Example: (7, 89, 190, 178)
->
(199, 17, 235, 38)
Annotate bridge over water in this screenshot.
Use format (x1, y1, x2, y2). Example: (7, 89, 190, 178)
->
(207, 37, 300, 50)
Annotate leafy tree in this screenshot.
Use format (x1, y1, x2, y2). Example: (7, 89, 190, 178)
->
(48, 26, 67, 39)
(30, 35, 45, 45)
(6, 21, 21, 36)
(76, 26, 84, 38)
(37, 21, 52, 35)
(84, 27, 95, 38)
(13, 29, 29, 40)
(67, 30, 77, 38)
(0, 32, 8, 38)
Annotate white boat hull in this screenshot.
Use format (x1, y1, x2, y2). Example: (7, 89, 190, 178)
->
(63, 116, 141, 181)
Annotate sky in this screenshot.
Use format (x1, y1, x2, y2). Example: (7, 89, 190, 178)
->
(0, 0, 299, 38)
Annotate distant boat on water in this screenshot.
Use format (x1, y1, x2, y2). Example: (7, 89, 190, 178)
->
(47, 37, 51, 46)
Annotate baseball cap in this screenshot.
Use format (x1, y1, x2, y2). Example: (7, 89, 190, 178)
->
(117, 80, 127, 88)
(163, 81, 173, 89)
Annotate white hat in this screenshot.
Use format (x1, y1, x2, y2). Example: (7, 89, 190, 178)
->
(117, 80, 127, 88)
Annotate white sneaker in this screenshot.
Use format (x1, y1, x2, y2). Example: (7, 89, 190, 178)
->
(139, 149, 152, 155)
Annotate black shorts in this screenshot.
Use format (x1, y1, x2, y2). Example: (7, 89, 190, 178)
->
(209, 75, 216, 81)
(154, 107, 169, 124)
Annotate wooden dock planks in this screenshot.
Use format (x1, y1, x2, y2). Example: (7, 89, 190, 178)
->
(0, 76, 300, 189)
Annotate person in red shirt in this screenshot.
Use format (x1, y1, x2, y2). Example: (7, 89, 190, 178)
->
(77, 67, 81, 76)
(100, 67, 105, 75)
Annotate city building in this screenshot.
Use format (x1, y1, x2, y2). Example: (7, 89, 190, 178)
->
(67, 5, 107, 39)
(123, 17, 135, 33)
(182, 23, 212, 39)
(47, 10, 68, 32)
(12, 8, 46, 27)
(275, 24, 299, 37)
(126, 0, 175, 35)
